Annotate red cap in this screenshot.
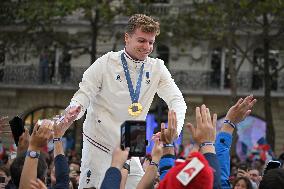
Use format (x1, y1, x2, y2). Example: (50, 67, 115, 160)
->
(158, 152, 213, 189)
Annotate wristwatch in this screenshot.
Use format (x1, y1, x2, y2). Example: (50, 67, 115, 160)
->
(26, 150, 40, 158)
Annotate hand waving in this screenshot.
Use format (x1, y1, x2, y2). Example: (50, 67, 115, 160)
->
(225, 95, 257, 124)
(160, 110, 177, 144)
(186, 104, 217, 145)
(29, 121, 53, 151)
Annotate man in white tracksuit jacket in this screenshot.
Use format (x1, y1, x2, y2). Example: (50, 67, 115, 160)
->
(65, 14, 187, 189)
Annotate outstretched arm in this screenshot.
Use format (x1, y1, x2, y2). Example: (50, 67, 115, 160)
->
(19, 121, 52, 189)
(101, 146, 129, 189)
(186, 104, 221, 189)
(53, 119, 71, 189)
(157, 62, 187, 135)
(136, 138, 163, 189)
(216, 95, 257, 189)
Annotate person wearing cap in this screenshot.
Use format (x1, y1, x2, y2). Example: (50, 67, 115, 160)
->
(157, 105, 221, 189)
(137, 106, 221, 189)
(60, 14, 187, 189)
(215, 95, 257, 189)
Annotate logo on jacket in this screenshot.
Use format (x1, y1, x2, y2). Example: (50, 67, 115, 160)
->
(86, 169, 91, 184)
(145, 72, 150, 84)
(116, 74, 122, 82)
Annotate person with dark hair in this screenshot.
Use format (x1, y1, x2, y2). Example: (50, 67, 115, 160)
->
(10, 152, 47, 188)
(0, 165, 10, 188)
(259, 168, 284, 189)
(233, 177, 253, 189)
(60, 13, 187, 189)
(9, 119, 70, 189)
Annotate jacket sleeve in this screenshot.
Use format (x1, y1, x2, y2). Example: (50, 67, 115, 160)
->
(159, 154, 176, 180)
(70, 55, 106, 119)
(215, 132, 232, 189)
(203, 153, 221, 189)
(100, 167, 122, 189)
(157, 60, 187, 135)
(54, 154, 70, 189)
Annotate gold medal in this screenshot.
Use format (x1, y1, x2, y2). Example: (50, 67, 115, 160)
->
(128, 103, 143, 116)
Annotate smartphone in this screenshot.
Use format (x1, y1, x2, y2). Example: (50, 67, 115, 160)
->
(9, 116, 25, 146)
(0, 176, 5, 183)
(121, 120, 147, 157)
(239, 163, 248, 171)
(263, 160, 282, 175)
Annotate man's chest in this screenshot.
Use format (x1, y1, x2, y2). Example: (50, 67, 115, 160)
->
(101, 61, 160, 96)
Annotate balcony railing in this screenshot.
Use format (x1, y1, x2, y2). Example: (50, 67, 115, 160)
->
(0, 64, 86, 89)
(1, 65, 284, 95)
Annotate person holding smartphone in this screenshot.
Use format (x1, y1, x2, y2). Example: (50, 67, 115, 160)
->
(0, 166, 10, 189)
(60, 14, 187, 189)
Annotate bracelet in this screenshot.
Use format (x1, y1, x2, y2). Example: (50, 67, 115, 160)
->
(199, 142, 215, 149)
(224, 119, 236, 129)
(163, 143, 174, 148)
(123, 162, 130, 173)
(150, 161, 159, 169)
(53, 137, 62, 143)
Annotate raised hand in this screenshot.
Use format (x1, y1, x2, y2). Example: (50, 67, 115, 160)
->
(29, 120, 53, 151)
(53, 117, 70, 138)
(225, 95, 257, 124)
(187, 104, 217, 145)
(17, 128, 30, 153)
(151, 138, 163, 163)
(63, 105, 81, 124)
(30, 179, 47, 189)
(111, 146, 130, 170)
(160, 110, 177, 144)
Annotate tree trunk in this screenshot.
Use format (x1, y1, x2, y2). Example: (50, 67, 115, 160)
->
(263, 13, 275, 151)
(90, 8, 99, 65)
(227, 27, 238, 156)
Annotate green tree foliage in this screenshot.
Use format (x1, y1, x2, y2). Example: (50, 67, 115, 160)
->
(171, 0, 284, 150)
(0, 0, 129, 63)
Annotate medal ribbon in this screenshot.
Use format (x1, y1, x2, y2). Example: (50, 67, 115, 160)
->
(120, 53, 144, 103)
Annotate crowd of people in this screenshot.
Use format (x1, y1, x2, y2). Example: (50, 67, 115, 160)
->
(0, 95, 284, 189)
(1, 13, 284, 189)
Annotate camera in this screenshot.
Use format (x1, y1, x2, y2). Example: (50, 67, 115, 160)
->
(120, 120, 147, 157)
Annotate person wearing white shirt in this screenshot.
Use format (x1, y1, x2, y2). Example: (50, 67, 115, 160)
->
(63, 14, 187, 189)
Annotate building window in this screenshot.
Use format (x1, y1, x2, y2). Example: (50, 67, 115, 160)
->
(156, 44, 169, 68)
(210, 48, 222, 88)
(252, 48, 279, 91)
(224, 48, 237, 89)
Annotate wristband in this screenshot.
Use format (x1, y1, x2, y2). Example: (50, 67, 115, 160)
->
(53, 137, 62, 143)
(123, 162, 130, 173)
(150, 161, 159, 169)
(163, 143, 174, 148)
(224, 119, 236, 129)
(199, 142, 215, 149)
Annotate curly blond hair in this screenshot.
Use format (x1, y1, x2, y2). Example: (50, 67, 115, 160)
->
(126, 14, 160, 36)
